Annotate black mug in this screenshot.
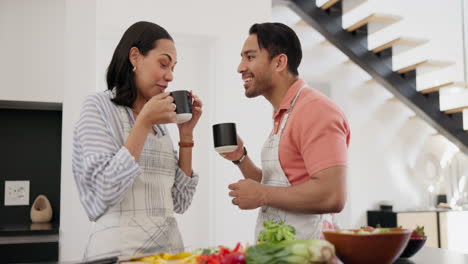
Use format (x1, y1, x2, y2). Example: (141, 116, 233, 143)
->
(212, 123, 238, 153)
(170, 90, 192, 124)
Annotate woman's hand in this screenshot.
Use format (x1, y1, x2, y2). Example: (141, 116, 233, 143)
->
(138, 92, 176, 127)
(177, 91, 203, 138)
(220, 136, 244, 161)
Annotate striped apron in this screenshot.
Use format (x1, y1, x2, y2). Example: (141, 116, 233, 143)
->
(255, 84, 336, 241)
(83, 106, 184, 260)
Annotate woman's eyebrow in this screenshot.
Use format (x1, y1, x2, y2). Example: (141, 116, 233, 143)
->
(160, 54, 177, 65)
(161, 53, 173, 62)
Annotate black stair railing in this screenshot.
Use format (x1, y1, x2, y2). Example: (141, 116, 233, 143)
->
(286, 0, 468, 154)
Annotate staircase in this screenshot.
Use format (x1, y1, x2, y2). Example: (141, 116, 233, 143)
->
(275, 0, 468, 154)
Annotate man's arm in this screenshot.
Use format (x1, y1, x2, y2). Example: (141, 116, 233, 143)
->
(263, 166, 346, 214)
(229, 165, 346, 213)
(235, 155, 262, 182)
(261, 97, 349, 213)
(221, 136, 262, 182)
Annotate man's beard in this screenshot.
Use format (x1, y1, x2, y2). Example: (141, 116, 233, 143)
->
(245, 76, 272, 98)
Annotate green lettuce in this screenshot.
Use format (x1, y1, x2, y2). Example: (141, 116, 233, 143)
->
(257, 220, 296, 243)
(247, 239, 336, 264)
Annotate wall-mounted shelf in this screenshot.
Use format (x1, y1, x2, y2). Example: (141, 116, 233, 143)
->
(0, 100, 62, 111)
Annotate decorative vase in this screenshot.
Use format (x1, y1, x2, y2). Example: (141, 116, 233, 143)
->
(30, 194, 53, 223)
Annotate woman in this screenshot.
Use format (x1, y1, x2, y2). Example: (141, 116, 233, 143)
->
(72, 21, 202, 259)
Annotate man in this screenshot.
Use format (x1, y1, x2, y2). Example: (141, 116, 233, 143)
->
(222, 22, 350, 240)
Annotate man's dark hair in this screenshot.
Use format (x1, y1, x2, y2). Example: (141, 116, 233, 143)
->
(106, 21, 173, 107)
(249, 22, 302, 76)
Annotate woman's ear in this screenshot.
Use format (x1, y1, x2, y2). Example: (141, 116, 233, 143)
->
(275, 54, 288, 73)
(129, 47, 140, 69)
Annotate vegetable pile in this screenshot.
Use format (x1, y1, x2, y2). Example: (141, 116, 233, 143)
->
(257, 220, 296, 243)
(130, 220, 336, 264)
(196, 242, 246, 264)
(337, 226, 391, 235)
(411, 226, 426, 239)
(246, 239, 335, 264)
(132, 252, 197, 264)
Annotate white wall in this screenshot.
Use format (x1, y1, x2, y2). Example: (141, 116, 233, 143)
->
(59, 0, 272, 261)
(60, 0, 96, 261)
(0, 0, 65, 103)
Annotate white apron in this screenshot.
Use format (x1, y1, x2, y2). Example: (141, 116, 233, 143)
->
(83, 107, 184, 260)
(255, 84, 335, 241)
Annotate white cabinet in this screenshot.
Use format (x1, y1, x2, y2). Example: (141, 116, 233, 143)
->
(369, 210, 468, 253)
(397, 212, 439, 248)
(439, 211, 468, 253)
(0, 0, 65, 103)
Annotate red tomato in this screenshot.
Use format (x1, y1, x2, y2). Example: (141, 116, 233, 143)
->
(221, 252, 246, 264)
(411, 231, 424, 239)
(362, 226, 375, 232)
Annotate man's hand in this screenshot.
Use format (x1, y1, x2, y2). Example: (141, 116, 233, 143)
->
(228, 179, 267, 210)
(220, 136, 244, 161)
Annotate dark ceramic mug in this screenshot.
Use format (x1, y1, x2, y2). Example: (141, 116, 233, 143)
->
(212, 123, 238, 153)
(170, 90, 192, 124)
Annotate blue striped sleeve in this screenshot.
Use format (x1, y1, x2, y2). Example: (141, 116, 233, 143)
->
(72, 94, 141, 221)
(172, 167, 199, 214)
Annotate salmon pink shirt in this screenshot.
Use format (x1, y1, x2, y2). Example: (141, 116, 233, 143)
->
(273, 79, 350, 185)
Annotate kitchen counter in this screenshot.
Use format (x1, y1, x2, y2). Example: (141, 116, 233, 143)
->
(394, 247, 468, 264)
(14, 246, 468, 264)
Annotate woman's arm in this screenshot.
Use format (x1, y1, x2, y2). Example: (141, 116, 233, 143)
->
(172, 165, 199, 214)
(72, 95, 141, 221)
(176, 93, 202, 176)
(171, 93, 203, 213)
(166, 126, 198, 214)
(177, 134, 193, 176)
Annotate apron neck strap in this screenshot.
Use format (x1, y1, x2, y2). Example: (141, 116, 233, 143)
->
(287, 83, 307, 113)
(276, 83, 308, 134)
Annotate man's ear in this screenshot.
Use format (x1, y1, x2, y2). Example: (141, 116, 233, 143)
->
(275, 54, 288, 73)
(129, 47, 140, 68)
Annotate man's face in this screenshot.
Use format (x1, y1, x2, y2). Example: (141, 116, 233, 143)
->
(237, 34, 274, 98)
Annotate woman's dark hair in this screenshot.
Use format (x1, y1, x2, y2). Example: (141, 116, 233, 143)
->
(106, 21, 173, 107)
(249, 22, 302, 76)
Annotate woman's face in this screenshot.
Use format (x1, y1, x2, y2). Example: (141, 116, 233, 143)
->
(132, 39, 177, 101)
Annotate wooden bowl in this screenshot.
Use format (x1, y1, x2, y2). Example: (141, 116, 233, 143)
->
(323, 228, 411, 264)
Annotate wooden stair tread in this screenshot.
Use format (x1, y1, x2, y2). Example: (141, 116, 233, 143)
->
(371, 37, 427, 53)
(441, 89, 468, 114)
(319, 0, 340, 9)
(319, 39, 332, 46)
(295, 19, 309, 27)
(318, 0, 367, 11)
(419, 81, 464, 94)
(444, 106, 468, 114)
(396, 60, 453, 74)
(364, 79, 377, 84)
(346, 13, 401, 32)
